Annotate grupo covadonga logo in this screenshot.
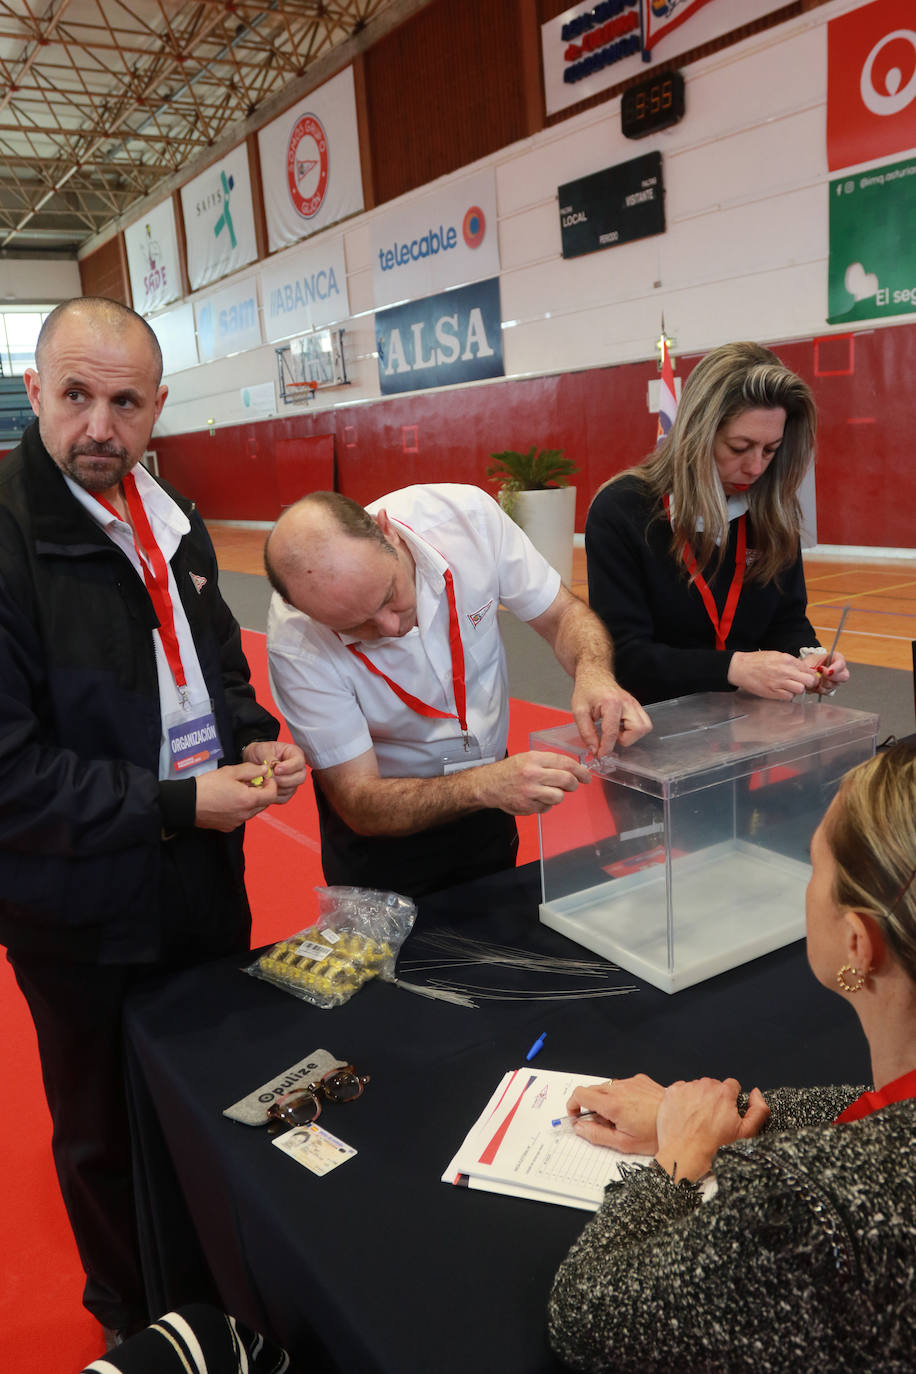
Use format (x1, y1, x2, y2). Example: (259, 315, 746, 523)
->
(286, 113, 329, 219)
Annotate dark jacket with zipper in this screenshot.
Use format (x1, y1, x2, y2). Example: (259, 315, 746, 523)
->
(0, 420, 278, 962)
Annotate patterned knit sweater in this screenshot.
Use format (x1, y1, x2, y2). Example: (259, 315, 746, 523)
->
(548, 1086, 916, 1372)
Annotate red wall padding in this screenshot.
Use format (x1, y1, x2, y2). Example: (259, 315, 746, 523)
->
(146, 320, 916, 549)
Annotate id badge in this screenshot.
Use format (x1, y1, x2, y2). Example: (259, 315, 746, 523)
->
(441, 734, 497, 775)
(165, 697, 224, 775)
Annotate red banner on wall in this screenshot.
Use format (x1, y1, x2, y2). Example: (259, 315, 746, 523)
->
(827, 0, 916, 171)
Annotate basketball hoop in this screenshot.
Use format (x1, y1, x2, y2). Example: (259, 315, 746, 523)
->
(276, 329, 348, 405)
(283, 379, 319, 405)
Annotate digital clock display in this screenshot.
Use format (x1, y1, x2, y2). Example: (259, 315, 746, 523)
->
(621, 70, 685, 140)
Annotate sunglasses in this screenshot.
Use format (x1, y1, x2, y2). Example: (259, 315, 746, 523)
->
(267, 1065, 370, 1132)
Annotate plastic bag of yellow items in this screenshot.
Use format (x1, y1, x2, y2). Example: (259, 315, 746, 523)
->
(247, 886, 417, 1009)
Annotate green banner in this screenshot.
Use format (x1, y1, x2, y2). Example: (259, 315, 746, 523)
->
(827, 154, 916, 325)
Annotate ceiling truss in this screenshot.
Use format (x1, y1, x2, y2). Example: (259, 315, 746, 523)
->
(0, 0, 402, 256)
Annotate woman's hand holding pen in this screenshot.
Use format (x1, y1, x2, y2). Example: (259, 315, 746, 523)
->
(565, 1074, 666, 1153)
(567, 1074, 772, 1167)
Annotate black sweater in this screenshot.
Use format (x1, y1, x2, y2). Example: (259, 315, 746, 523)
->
(585, 475, 818, 705)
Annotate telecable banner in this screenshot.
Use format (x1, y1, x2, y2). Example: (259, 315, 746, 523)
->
(370, 169, 498, 312)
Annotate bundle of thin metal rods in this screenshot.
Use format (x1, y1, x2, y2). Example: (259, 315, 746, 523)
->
(394, 929, 637, 1008)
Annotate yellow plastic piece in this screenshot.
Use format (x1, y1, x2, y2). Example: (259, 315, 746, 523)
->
(255, 926, 393, 1006)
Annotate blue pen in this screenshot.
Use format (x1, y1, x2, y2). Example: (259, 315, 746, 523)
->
(552, 1110, 598, 1128)
(525, 1031, 547, 1062)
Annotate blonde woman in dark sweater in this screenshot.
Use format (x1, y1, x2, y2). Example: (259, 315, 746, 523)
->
(585, 341, 850, 705)
(549, 743, 916, 1373)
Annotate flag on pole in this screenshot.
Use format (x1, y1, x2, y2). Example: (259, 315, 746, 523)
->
(657, 335, 677, 444)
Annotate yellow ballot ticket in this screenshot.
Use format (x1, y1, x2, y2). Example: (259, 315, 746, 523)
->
(272, 1122, 357, 1176)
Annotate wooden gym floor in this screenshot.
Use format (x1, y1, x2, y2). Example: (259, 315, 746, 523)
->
(209, 526, 916, 674)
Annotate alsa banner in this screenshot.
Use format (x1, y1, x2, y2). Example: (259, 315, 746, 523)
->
(260, 237, 349, 342)
(375, 277, 503, 396)
(258, 67, 364, 253)
(371, 168, 498, 312)
(181, 144, 258, 291)
(827, 0, 916, 172)
(125, 199, 181, 314)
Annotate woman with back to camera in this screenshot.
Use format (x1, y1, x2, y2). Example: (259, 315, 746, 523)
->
(586, 341, 850, 705)
(548, 742, 916, 1372)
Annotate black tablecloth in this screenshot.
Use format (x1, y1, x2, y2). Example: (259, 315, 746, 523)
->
(124, 863, 870, 1374)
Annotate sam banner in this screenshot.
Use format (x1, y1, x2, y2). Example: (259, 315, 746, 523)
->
(828, 154, 916, 325)
(559, 151, 663, 259)
(194, 277, 262, 363)
(375, 277, 503, 397)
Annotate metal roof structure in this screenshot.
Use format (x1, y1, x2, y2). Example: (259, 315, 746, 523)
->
(0, 0, 413, 257)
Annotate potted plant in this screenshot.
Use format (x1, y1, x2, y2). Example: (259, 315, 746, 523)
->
(486, 445, 579, 586)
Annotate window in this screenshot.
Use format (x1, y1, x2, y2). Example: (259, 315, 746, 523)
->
(0, 311, 50, 375)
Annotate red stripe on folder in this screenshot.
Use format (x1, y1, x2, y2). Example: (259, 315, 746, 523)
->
(478, 1074, 537, 1165)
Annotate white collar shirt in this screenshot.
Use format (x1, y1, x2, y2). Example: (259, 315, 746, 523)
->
(267, 484, 560, 777)
(65, 464, 216, 780)
(669, 491, 749, 538)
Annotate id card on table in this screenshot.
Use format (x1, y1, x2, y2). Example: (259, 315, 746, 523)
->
(273, 1123, 357, 1176)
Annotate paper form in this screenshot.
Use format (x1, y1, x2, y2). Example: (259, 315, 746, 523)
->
(442, 1067, 651, 1211)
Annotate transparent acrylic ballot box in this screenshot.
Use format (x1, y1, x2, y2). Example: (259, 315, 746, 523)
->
(533, 693, 879, 993)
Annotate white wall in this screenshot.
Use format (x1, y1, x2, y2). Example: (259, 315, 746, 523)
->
(0, 258, 81, 303)
(154, 0, 906, 437)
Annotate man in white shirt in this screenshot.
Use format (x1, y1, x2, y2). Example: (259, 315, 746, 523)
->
(0, 297, 306, 1347)
(266, 486, 650, 896)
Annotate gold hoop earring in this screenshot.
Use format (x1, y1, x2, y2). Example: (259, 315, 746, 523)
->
(837, 965, 867, 993)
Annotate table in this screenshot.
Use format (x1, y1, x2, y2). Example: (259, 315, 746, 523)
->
(124, 863, 870, 1374)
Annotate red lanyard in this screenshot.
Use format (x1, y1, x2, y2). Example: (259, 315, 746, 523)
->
(92, 473, 188, 694)
(345, 567, 469, 736)
(665, 494, 746, 652)
(835, 1067, 916, 1124)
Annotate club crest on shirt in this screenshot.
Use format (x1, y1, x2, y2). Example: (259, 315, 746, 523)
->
(745, 549, 759, 567)
(466, 599, 493, 629)
(190, 573, 208, 594)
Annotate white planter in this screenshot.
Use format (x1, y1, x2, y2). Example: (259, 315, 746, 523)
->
(512, 486, 577, 588)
